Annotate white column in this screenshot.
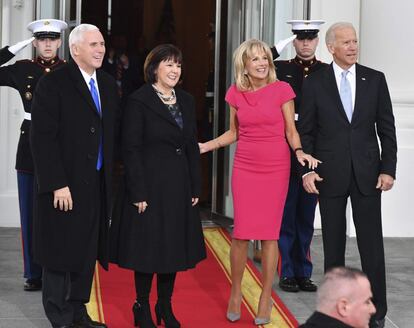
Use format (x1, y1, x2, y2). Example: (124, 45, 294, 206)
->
(0, 0, 35, 227)
(359, 0, 414, 237)
(310, 0, 414, 237)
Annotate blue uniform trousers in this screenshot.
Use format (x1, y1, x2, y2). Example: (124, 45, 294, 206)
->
(278, 174, 317, 278)
(17, 171, 42, 280)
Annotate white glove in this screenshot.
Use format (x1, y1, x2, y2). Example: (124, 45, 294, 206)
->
(8, 37, 35, 55)
(275, 35, 297, 54)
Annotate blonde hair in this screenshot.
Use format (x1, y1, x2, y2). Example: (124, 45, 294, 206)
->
(233, 39, 276, 91)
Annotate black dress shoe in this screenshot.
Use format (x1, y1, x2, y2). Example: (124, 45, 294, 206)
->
(24, 278, 42, 291)
(370, 318, 385, 328)
(74, 314, 107, 328)
(296, 277, 317, 292)
(279, 277, 300, 292)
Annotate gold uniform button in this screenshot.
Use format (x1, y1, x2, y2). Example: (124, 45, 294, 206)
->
(51, 60, 55, 64)
(304, 67, 309, 72)
(304, 74, 308, 78)
(27, 85, 31, 89)
(45, 68, 51, 73)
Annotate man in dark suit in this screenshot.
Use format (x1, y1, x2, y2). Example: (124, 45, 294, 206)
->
(300, 267, 376, 328)
(298, 22, 397, 328)
(270, 20, 328, 293)
(30, 24, 119, 328)
(0, 18, 67, 291)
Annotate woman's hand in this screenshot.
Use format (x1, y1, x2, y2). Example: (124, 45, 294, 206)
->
(133, 201, 148, 214)
(198, 142, 211, 154)
(192, 198, 199, 206)
(296, 150, 321, 170)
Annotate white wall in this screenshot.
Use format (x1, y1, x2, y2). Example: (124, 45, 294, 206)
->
(358, 0, 414, 237)
(0, 0, 34, 227)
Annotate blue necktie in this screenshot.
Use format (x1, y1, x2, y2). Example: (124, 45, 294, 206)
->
(89, 78, 103, 170)
(340, 70, 353, 122)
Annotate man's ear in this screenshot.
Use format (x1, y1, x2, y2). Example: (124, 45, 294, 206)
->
(336, 297, 349, 317)
(32, 39, 38, 49)
(57, 39, 62, 48)
(327, 43, 335, 55)
(71, 44, 78, 57)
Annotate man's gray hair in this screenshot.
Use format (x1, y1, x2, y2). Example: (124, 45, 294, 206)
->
(325, 22, 355, 46)
(69, 24, 99, 56)
(317, 266, 367, 309)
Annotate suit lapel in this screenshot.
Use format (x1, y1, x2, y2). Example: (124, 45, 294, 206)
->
(68, 61, 101, 117)
(324, 64, 350, 123)
(352, 64, 368, 123)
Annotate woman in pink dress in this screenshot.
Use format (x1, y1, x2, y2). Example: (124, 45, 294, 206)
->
(199, 39, 319, 325)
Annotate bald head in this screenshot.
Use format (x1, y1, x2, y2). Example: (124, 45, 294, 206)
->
(316, 267, 376, 328)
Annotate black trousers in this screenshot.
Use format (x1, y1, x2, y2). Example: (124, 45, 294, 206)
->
(319, 168, 386, 320)
(42, 171, 103, 327)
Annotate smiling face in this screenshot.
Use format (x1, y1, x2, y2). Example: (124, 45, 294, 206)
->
(33, 38, 61, 60)
(71, 29, 105, 75)
(244, 47, 270, 88)
(328, 26, 358, 70)
(154, 59, 182, 92)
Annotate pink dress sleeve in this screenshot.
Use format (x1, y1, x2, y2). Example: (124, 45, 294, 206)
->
(276, 81, 295, 105)
(225, 84, 238, 109)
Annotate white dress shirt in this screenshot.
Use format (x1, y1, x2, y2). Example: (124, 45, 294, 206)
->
(332, 61, 356, 111)
(79, 68, 101, 108)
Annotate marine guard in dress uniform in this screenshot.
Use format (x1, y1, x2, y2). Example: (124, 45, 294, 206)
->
(0, 18, 67, 291)
(272, 20, 328, 293)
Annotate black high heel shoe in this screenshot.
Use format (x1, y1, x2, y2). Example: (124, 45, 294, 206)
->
(155, 301, 181, 328)
(132, 301, 156, 328)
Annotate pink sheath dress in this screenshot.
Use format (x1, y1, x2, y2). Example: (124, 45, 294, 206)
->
(225, 81, 295, 240)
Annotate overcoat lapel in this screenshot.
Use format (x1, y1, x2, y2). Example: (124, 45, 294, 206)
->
(68, 61, 101, 117)
(97, 70, 109, 121)
(141, 83, 184, 130)
(324, 64, 350, 123)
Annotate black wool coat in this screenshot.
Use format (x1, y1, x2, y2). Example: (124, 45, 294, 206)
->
(110, 83, 206, 273)
(30, 61, 119, 272)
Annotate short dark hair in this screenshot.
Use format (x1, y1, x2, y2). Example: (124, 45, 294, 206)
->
(143, 44, 183, 84)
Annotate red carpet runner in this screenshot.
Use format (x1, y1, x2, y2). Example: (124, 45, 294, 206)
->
(87, 227, 298, 327)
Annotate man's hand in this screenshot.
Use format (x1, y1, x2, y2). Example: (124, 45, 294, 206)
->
(53, 186, 73, 211)
(133, 201, 148, 214)
(8, 37, 35, 55)
(302, 172, 323, 194)
(376, 174, 394, 191)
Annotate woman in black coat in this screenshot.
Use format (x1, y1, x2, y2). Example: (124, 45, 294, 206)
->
(110, 44, 206, 328)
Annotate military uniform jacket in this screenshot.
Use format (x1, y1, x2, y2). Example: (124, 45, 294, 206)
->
(271, 47, 328, 175)
(30, 61, 118, 272)
(0, 46, 66, 172)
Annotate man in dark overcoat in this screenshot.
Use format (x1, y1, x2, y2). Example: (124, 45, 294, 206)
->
(298, 22, 397, 328)
(30, 24, 119, 328)
(0, 18, 67, 291)
(270, 20, 328, 293)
